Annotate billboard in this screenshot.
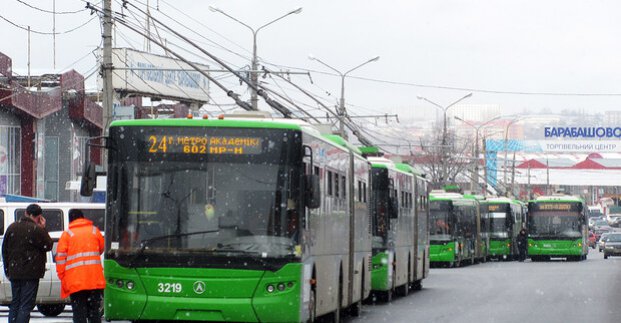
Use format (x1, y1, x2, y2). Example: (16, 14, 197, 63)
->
(111, 48, 210, 102)
(486, 139, 621, 153)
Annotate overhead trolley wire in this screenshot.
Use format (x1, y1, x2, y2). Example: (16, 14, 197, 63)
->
(15, 0, 89, 14)
(0, 12, 98, 35)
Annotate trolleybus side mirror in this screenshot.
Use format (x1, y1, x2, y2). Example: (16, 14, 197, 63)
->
(80, 162, 96, 197)
(305, 174, 321, 209)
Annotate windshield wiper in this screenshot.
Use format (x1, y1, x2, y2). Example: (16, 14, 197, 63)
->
(128, 229, 220, 266)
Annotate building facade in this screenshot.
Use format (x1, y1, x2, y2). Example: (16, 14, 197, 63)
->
(0, 52, 102, 201)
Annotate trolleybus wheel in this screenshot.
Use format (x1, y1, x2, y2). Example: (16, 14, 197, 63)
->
(604, 254, 608, 259)
(37, 304, 65, 317)
(412, 279, 423, 291)
(396, 264, 410, 297)
(349, 297, 362, 317)
(396, 282, 409, 297)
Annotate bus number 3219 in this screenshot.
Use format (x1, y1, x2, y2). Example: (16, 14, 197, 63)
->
(157, 283, 182, 293)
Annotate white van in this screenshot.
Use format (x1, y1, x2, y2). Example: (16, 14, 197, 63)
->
(0, 202, 105, 317)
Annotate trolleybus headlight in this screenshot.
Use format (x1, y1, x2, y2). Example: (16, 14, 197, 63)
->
(108, 278, 115, 285)
(126, 281, 135, 290)
(266, 284, 275, 293)
(277, 283, 286, 291)
(287, 282, 294, 288)
(116, 279, 124, 288)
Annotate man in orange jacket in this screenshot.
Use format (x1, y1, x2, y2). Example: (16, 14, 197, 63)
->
(56, 209, 106, 323)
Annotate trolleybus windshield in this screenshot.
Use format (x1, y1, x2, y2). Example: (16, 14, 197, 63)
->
(106, 126, 303, 266)
(430, 201, 453, 241)
(488, 204, 510, 239)
(529, 203, 582, 239)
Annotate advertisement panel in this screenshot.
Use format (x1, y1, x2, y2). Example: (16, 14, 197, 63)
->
(111, 48, 210, 102)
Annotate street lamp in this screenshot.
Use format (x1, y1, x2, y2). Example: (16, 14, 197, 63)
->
(417, 93, 472, 185)
(503, 117, 523, 193)
(454, 115, 500, 194)
(209, 6, 302, 110)
(308, 55, 380, 137)
(417, 93, 472, 146)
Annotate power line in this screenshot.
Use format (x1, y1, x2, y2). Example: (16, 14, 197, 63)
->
(15, 0, 88, 14)
(0, 12, 98, 35)
(266, 62, 621, 97)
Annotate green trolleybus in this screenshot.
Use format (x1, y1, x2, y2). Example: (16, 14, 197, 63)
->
(429, 191, 480, 267)
(87, 115, 373, 322)
(486, 197, 526, 260)
(365, 157, 429, 301)
(527, 195, 588, 261)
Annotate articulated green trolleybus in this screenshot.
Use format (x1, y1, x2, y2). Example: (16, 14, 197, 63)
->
(527, 195, 588, 261)
(93, 115, 374, 322)
(365, 156, 429, 301)
(486, 197, 526, 260)
(429, 191, 480, 267)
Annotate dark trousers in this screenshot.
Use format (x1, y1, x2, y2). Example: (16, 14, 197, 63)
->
(70, 289, 103, 323)
(9, 279, 39, 323)
(518, 247, 527, 261)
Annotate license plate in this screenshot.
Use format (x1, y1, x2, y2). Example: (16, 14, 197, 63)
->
(543, 244, 552, 248)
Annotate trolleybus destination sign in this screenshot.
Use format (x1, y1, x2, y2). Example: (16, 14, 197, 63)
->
(147, 134, 263, 155)
(529, 202, 581, 212)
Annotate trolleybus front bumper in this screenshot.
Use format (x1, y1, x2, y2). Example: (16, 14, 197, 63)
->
(528, 239, 584, 256)
(103, 260, 305, 322)
(489, 239, 511, 257)
(430, 241, 456, 263)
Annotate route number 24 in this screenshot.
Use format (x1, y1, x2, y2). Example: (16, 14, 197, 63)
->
(158, 282, 182, 293)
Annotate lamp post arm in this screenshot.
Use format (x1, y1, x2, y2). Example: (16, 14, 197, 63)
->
(344, 58, 377, 76)
(213, 9, 255, 33)
(445, 92, 473, 110)
(312, 58, 344, 77)
(419, 97, 444, 111)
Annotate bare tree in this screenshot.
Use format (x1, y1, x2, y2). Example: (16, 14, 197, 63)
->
(414, 125, 472, 189)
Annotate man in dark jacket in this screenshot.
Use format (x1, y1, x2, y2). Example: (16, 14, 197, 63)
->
(1, 204, 53, 323)
(517, 228, 528, 262)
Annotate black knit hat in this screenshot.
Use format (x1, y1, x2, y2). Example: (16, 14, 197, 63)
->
(69, 209, 84, 222)
(26, 204, 43, 217)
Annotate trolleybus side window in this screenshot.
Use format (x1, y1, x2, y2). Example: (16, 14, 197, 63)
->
(341, 175, 347, 199)
(15, 209, 63, 232)
(0, 210, 3, 234)
(328, 171, 333, 196)
(362, 183, 368, 203)
(335, 172, 339, 198)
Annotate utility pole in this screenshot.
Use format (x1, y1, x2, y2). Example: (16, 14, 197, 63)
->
(482, 136, 487, 195)
(102, 0, 114, 134)
(97, 0, 115, 169)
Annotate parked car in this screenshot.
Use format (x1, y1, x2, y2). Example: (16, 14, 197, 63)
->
(599, 232, 611, 252)
(603, 232, 621, 259)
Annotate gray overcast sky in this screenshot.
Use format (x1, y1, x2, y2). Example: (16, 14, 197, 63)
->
(3, 0, 621, 121)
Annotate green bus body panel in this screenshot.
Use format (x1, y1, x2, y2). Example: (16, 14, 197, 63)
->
(489, 239, 511, 256)
(528, 239, 584, 256)
(104, 260, 303, 322)
(110, 118, 303, 131)
(429, 242, 455, 263)
(371, 252, 390, 291)
(323, 134, 363, 154)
